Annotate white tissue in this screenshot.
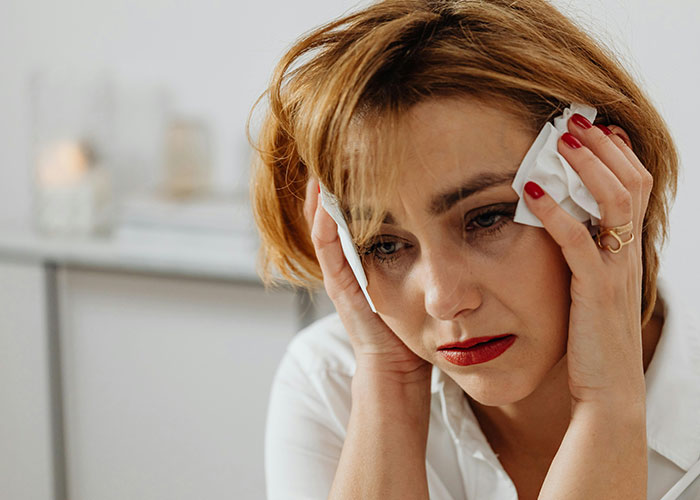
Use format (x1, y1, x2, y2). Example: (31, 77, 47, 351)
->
(511, 103, 601, 228)
(319, 183, 377, 313)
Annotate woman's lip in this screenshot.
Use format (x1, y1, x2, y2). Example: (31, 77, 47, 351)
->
(439, 335, 516, 366)
(438, 334, 515, 350)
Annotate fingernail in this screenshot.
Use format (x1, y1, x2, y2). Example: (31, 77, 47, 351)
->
(595, 124, 613, 136)
(524, 181, 544, 199)
(561, 132, 582, 149)
(571, 113, 592, 129)
(318, 183, 320, 194)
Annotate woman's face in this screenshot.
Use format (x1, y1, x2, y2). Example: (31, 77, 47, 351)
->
(363, 97, 572, 406)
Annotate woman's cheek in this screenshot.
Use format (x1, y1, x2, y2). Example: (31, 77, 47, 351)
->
(364, 256, 414, 310)
(369, 272, 429, 354)
(369, 271, 417, 324)
(379, 314, 432, 361)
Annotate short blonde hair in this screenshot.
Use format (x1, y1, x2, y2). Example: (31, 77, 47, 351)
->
(249, 0, 678, 328)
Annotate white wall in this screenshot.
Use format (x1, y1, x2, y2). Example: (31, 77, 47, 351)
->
(0, 0, 370, 215)
(1, 1, 698, 298)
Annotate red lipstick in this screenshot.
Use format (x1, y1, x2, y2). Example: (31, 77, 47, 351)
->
(438, 334, 516, 366)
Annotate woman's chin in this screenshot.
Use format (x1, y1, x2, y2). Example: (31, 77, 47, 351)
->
(453, 372, 539, 408)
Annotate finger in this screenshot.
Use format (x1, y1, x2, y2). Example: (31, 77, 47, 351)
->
(567, 115, 642, 194)
(309, 195, 389, 344)
(605, 125, 653, 181)
(558, 132, 635, 230)
(310, 195, 367, 305)
(522, 181, 602, 279)
(568, 125, 650, 280)
(606, 125, 655, 218)
(303, 177, 319, 233)
(566, 115, 647, 231)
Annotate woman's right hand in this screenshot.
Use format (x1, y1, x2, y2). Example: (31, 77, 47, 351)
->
(304, 178, 432, 384)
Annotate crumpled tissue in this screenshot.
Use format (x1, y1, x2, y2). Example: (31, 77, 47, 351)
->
(511, 102, 601, 229)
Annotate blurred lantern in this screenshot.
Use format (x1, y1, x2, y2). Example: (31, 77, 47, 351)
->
(162, 118, 211, 199)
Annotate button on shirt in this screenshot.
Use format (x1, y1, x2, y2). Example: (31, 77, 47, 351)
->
(264, 275, 700, 499)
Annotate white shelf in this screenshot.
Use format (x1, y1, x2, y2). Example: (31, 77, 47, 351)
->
(0, 222, 262, 284)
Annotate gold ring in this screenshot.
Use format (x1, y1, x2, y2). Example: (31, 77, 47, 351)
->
(595, 221, 634, 254)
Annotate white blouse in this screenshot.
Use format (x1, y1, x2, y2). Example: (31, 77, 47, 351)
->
(264, 275, 700, 499)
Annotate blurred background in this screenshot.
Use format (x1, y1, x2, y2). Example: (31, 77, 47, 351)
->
(0, 1, 698, 499)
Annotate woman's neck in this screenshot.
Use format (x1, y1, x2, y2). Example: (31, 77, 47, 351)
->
(468, 295, 666, 461)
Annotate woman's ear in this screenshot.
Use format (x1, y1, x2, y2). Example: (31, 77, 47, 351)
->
(605, 125, 633, 149)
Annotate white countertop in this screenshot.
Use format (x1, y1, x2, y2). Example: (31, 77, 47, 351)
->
(0, 222, 263, 284)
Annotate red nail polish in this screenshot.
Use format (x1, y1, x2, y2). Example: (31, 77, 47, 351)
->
(318, 184, 321, 194)
(562, 132, 582, 149)
(524, 181, 544, 199)
(571, 113, 592, 129)
(595, 124, 613, 136)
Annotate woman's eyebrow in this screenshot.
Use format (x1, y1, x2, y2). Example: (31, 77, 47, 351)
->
(347, 169, 517, 225)
(428, 170, 517, 216)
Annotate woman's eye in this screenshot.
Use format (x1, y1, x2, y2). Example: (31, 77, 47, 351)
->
(374, 240, 404, 256)
(464, 204, 516, 236)
(473, 212, 501, 228)
(362, 238, 407, 265)
(376, 241, 394, 254)
(363, 204, 516, 267)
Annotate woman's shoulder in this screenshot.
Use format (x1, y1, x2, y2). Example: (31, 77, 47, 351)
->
(265, 314, 353, 498)
(283, 312, 356, 377)
(268, 313, 354, 438)
(645, 274, 700, 475)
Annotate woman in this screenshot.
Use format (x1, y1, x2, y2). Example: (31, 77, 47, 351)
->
(251, 1, 699, 498)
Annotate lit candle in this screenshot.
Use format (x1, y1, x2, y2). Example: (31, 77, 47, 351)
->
(37, 141, 90, 187)
(35, 140, 111, 236)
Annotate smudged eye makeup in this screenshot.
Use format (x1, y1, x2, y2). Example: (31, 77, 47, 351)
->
(360, 202, 517, 267)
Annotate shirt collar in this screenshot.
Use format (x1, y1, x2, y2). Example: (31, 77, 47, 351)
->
(431, 274, 700, 470)
(645, 274, 700, 470)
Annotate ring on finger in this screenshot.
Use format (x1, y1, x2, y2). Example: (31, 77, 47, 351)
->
(595, 221, 634, 254)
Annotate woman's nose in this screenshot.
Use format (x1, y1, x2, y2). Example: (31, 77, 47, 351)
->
(422, 252, 482, 321)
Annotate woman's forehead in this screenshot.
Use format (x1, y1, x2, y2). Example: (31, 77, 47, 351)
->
(337, 97, 534, 220)
(347, 97, 533, 160)
(346, 100, 532, 178)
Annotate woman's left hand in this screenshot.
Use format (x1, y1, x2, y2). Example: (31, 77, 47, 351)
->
(522, 114, 654, 412)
